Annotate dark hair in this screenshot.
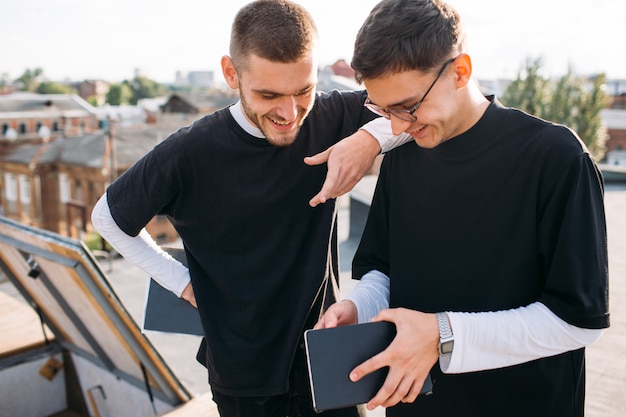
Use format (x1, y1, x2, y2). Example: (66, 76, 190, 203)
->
(352, 0, 464, 82)
(230, 0, 318, 70)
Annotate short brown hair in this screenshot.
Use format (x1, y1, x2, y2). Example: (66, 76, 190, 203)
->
(230, 0, 318, 70)
(352, 0, 464, 82)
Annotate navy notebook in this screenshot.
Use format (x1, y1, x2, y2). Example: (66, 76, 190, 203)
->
(304, 321, 433, 412)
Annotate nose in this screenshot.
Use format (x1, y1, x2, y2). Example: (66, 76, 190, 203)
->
(275, 95, 298, 121)
(390, 116, 413, 136)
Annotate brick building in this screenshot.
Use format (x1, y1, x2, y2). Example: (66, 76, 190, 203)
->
(0, 93, 183, 243)
(76, 80, 110, 107)
(0, 92, 99, 148)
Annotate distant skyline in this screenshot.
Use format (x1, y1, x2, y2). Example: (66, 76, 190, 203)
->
(2, 0, 625, 84)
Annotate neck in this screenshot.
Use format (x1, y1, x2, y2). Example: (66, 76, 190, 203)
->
(465, 83, 491, 126)
(229, 101, 264, 138)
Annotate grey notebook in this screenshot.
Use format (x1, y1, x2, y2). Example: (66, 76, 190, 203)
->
(142, 248, 203, 336)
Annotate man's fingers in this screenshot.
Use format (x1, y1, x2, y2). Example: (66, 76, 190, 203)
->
(314, 301, 357, 329)
(306, 149, 335, 207)
(181, 283, 198, 308)
(306, 139, 371, 206)
(313, 315, 337, 330)
(309, 192, 329, 208)
(308, 174, 337, 207)
(309, 169, 362, 207)
(359, 359, 404, 410)
(304, 148, 331, 166)
(364, 367, 422, 409)
(350, 351, 386, 383)
(402, 379, 424, 404)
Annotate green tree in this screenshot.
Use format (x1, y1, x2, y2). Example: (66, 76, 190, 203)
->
(125, 75, 167, 104)
(548, 66, 582, 127)
(0, 72, 9, 89)
(572, 74, 610, 160)
(106, 83, 133, 105)
(36, 81, 76, 94)
(502, 57, 551, 118)
(502, 57, 610, 161)
(15, 68, 44, 91)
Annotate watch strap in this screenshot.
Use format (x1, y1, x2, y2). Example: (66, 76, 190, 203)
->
(436, 312, 454, 356)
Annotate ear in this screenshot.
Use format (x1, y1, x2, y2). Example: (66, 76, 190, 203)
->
(453, 53, 472, 88)
(221, 55, 239, 90)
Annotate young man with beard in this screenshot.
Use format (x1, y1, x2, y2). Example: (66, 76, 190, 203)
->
(91, 1, 408, 416)
(315, 0, 609, 416)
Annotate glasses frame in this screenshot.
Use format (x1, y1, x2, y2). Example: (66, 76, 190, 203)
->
(365, 56, 458, 122)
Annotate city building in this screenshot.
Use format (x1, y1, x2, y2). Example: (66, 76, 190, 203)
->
(0, 93, 99, 149)
(0, 91, 238, 243)
(75, 80, 110, 107)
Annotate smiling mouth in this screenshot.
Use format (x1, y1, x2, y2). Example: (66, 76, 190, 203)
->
(410, 125, 427, 135)
(268, 116, 293, 127)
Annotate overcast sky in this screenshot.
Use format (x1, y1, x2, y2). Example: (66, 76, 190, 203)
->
(2, 0, 624, 83)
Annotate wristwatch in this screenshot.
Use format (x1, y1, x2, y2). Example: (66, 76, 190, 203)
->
(436, 312, 454, 356)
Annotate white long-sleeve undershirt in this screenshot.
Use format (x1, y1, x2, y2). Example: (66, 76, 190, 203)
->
(360, 116, 413, 153)
(345, 270, 603, 374)
(91, 195, 191, 297)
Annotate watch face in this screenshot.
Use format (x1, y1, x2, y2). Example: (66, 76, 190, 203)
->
(441, 341, 454, 355)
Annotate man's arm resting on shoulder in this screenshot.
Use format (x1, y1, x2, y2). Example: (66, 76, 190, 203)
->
(344, 270, 603, 373)
(306, 118, 412, 207)
(91, 194, 194, 305)
(360, 117, 413, 154)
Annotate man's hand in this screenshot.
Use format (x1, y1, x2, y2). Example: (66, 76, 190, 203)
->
(350, 308, 439, 410)
(314, 300, 359, 329)
(181, 282, 197, 308)
(305, 129, 381, 207)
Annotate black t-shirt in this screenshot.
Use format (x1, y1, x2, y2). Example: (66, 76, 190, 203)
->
(353, 98, 609, 417)
(107, 90, 377, 396)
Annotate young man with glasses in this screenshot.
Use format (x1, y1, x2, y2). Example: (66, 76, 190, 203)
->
(92, 1, 410, 416)
(316, 0, 609, 416)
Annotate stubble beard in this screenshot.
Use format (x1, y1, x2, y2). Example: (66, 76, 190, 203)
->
(239, 92, 303, 147)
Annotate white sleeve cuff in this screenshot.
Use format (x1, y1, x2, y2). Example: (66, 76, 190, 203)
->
(360, 117, 413, 153)
(345, 270, 390, 323)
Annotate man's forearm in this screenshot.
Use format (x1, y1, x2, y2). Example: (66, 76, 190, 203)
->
(346, 269, 602, 373)
(360, 117, 412, 153)
(91, 194, 190, 296)
(345, 270, 390, 323)
(446, 303, 602, 373)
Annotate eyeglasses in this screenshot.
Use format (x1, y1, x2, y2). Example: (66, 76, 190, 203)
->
(364, 57, 457, 122)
